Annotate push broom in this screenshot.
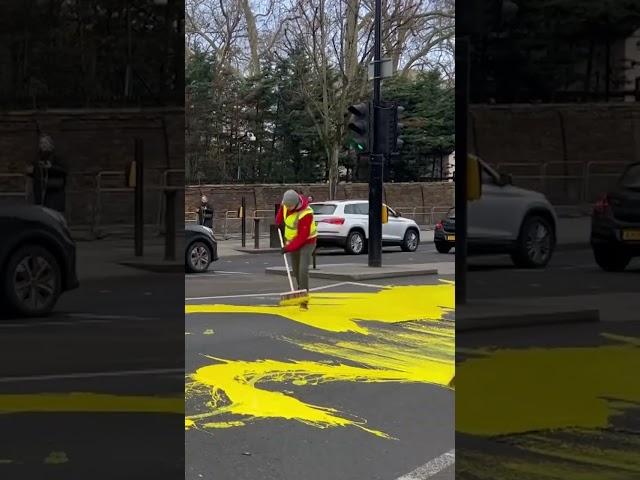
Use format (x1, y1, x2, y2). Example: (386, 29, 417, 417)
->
(277, 228, 309, 307)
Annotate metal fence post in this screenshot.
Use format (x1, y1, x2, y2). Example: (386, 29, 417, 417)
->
(254, 218, 260, 249)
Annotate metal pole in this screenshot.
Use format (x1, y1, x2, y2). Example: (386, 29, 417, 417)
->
(368, 0, 383, 268)
(164, 189, 176, 261)
(134, 138, 144, 257)
(254, 218, 260, 249)
(455, 37, 470, 304)
(241, 196, 246, 248)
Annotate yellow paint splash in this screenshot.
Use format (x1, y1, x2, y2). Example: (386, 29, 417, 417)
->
(456, 336, 640, 436)
(186, 284, 454, 333)
(0, 393, 184, 414)
(44, 451, 68, 464)
(185, 283, 455, 436)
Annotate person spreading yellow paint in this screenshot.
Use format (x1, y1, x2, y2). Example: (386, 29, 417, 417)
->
(276, 190, 317, 307)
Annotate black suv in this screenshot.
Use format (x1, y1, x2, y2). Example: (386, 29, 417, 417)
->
(591, 162, 640, 271)
(0, 206, 79, 316)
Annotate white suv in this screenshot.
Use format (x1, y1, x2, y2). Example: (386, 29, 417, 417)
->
(435, 158, 558, 267)
(310, 200, 421, 255)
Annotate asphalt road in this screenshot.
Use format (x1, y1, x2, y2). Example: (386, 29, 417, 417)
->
(466, 248, 640, 299)
(0, 273, 184, 479)
(186, 244, 455, 480)
(457, 247, 640, 480)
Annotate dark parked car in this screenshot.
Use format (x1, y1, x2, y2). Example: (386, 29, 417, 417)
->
(185, 224, 218, 273)
(591, 162, 640, 271)
(434, 207, 455, 253)
(0, 205, 78, 316)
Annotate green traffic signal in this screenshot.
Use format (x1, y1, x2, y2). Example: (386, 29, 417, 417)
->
(347, 102, 371, 154)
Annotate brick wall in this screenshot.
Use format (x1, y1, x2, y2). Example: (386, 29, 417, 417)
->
(469, 103, 640, 166)
(0, 108, 184, 228)
(469, 103, 640, 203)
(186, 182, 454, 233)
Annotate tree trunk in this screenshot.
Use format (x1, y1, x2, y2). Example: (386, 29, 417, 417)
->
(240, 0, 260, 77)
(328, 143, 339, 199)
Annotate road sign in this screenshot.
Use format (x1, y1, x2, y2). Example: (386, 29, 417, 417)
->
(368, 58, 393, 80)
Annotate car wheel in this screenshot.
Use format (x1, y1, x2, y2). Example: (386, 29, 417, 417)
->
(345, 230, 365, 255)
(593, 247, 631, 272)
(2, 245, 62, 317)
(401, 229, 420, 252)
(435, 242, 451, 254)
(187, 242, 211, 273)
(511, 215, 555, 268)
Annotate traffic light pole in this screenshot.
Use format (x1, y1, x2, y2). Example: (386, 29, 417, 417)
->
(455, 36, 470, 304)
(368, 0, 383, 268)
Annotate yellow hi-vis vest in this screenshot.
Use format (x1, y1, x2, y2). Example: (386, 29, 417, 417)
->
(283, 206, 318, 242)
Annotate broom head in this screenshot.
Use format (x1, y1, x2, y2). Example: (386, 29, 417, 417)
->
(279, 289, 309, 307)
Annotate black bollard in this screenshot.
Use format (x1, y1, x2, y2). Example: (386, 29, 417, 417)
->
(134, 138, 144, 257)
(164, 189, 176, 261)
(254, 218, 260, 249)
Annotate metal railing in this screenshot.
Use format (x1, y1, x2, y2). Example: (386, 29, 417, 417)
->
(0, 173, 29, 201)
(93, 168, 184, 235)
(250, 209, 275, 238)
(493, 160, 631, 206)
(392, 205, 453, 228)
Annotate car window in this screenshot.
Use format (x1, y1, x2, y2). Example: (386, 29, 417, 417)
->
(481, 167, 497, 185)
(344, 204, 357, 214)
(621, 164, 640, 189)
(355, 203, 369, 215)
(311, 204, 337, 215)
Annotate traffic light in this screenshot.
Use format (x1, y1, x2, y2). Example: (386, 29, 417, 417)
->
(347, 102, 371, 153)
(392, 104, 404, 153)
(381, 102, 404, 155)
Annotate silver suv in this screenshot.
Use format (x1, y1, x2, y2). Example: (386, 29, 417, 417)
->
(311, 200, 421, 255)
(435, 159, 558, 268)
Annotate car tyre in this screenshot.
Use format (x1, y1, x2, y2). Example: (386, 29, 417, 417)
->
(435, 242, 451, 254)
(345, 230, 366, 255)
(401, 229, 420, 252)
(186, 241, 211, 273)
(2, 245, 62, 317)
(511, 215, 555, 268)
(593, 246, 631, 272)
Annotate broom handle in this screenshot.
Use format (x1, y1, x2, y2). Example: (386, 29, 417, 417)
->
(278, 228, 295, 292)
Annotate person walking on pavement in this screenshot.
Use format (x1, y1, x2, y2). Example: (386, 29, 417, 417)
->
(276, 190, 317, 306)
(197, 195, 214, 229)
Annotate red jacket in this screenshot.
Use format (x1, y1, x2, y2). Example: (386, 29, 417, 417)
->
(276, 195, 317, 253)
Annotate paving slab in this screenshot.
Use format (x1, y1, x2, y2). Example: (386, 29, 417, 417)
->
(266, 263, 439, 280)
(457, 299, 599, 332)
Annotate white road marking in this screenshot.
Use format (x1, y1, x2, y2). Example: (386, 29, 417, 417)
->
(185, 281, 385, 302)
(395, 450, 455, 479)
(187, 271, 252, 278)
(0, 319, 110, 328)
(0, 368, 185, 384)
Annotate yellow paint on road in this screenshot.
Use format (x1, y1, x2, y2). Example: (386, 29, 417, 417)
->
(44, 451, 68, 464)
(185, 284, 453, 334)
(186, 283, 455, 436)
(456, 336, 640, 436)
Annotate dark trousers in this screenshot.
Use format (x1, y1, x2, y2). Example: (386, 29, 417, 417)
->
(290, 243, 314, 291)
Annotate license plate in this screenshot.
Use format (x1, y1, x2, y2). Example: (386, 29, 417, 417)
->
(622, 229, 640, 241)
(446, 235, 455, 241)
